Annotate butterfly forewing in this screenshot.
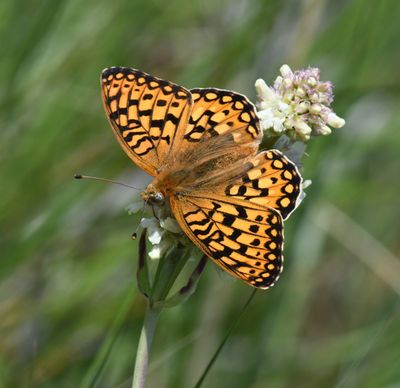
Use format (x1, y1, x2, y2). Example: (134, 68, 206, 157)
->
(185, 88, 262, 145)
(101, 67, 192, 176)
(165, 88, 264, 191)
(171, 194, 284, 289)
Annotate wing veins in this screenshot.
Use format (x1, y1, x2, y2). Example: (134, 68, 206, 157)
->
(184, 196, 274, 226)
(134, 80, 160, 161)
(185, 199, 275, 250)
(164, 94, 191, 161)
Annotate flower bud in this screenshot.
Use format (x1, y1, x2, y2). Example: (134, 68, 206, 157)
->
(307, 77, 317, 87)
(296, 87, 306, 98)
(294, 119, 312, 140)
(309, 104, 321, 114)
(319, 125, 332, 135)
(255, 78, 275, 100)
(296, 101, 310, 113)
(327, 112, 345, 128)
(280, 64, 293, 78)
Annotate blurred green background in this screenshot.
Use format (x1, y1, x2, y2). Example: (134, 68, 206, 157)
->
(1, 0, 400, 387)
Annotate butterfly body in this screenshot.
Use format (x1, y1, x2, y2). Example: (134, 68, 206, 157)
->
(101, 66, 302, 289)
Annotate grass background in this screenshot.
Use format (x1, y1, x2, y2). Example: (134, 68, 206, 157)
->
(1, 0, 400, 387)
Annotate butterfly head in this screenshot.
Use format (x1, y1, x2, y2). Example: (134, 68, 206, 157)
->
(141, 183, 165, 206)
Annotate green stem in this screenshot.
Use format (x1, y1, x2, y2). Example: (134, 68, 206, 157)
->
(150, 246, 190, 301)
(131, 305, 160, 388)
(132, 244, 192, 387)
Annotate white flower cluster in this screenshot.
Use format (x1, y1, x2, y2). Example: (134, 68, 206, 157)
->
(127, 196, 189, 260)
(140, 216, 184, 259)
(255, 64, 345, 141)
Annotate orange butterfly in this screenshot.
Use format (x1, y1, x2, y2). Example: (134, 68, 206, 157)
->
(101, 67, 302, 289)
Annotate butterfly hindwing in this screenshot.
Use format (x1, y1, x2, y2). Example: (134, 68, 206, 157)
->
(101, 67, 192, 176)
(223, 150, 302, 219)
(171, 194, 284, 289)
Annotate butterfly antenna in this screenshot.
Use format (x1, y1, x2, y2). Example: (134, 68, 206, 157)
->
(131, 200, 148, 240)
(74, 173, 142, 191)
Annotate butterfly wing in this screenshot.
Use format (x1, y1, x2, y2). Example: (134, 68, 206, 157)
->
(223, 150, 302, 219)
(102, 68, 262, 176)
(171, 193, 283, 289)
(163, 87, 264, 192)
(101, 67, 192, 176)
(184, 88, 262, 145)
(170, 150, 302, 288)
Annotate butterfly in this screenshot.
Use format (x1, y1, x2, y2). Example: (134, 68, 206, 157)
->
(101, 67, 302, 289)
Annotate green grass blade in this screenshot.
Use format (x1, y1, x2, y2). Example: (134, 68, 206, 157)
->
(193, 288, 258, 388)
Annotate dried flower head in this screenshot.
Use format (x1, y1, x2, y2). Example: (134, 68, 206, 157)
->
(255, 64, 345, 141)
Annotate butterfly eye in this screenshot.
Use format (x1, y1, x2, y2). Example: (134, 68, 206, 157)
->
(151, 192, 165, 204)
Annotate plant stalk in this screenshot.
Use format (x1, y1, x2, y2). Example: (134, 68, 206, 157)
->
(132, 304, 160, 388)
(132, 242, 192, 387)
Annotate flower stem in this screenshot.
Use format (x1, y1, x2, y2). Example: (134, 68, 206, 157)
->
(132, 304, 160, 388)
(132, 242, 193, 387)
